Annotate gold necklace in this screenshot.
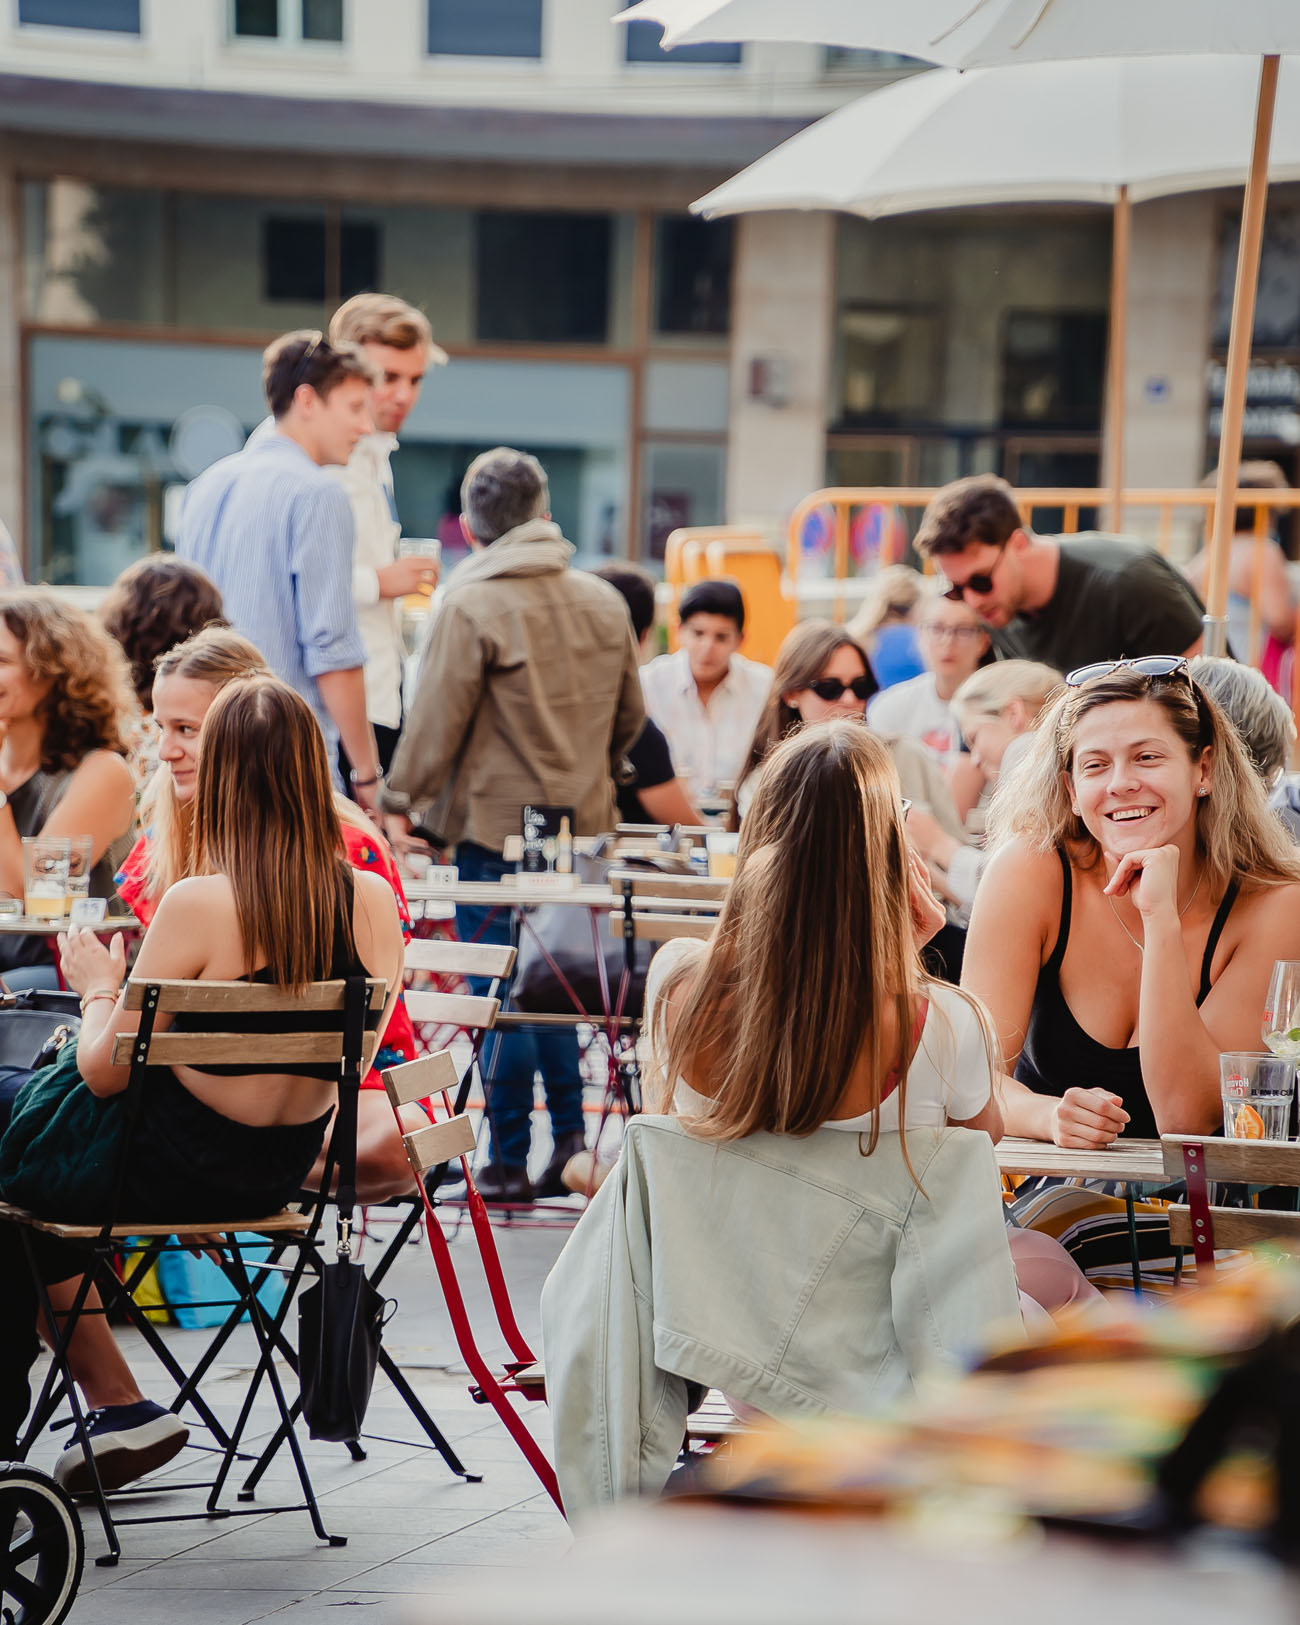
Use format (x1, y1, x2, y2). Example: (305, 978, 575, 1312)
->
(1106, 868, 1204, 954)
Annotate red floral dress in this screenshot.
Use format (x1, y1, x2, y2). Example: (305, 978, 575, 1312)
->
(116, 824, 418, 1090)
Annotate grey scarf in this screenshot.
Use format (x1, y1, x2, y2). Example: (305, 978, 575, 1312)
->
(445, 517, 574, 591)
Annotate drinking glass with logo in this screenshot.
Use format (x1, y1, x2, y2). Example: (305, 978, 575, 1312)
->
(1220, 1052, 1295, 1141)
(22, 835, 70, 921)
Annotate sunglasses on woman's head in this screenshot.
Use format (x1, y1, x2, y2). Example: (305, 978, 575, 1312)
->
(1065, 656, 1190, 688)
(808, 676, 875, 702)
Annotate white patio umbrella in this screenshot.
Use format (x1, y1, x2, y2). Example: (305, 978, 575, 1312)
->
(692, 55, 1300, 526)
(621, 0, 1300, 653)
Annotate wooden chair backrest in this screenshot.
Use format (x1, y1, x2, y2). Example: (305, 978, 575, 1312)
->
(607, 870, 728, 904)
(381, 1051, 476, 1176)
(608, 911, 714, 944)
(111, 977, 385, 1071)
(404, 940, 516, 980)
(402, 990, 501, 1029)
(1161, 1134, 1300, 1255)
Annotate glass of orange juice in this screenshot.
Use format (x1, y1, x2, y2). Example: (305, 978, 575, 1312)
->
(398, 539, 441, 600)
(1220, 1052, 1294, 1141)
(705, 832, 739, 880)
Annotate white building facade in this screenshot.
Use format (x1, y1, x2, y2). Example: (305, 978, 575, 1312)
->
(0, 0, 1296, 582)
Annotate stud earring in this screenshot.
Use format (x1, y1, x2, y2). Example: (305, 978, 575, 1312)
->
(1071, 805, 1081, 816)
(1197, 787, 1210, 798)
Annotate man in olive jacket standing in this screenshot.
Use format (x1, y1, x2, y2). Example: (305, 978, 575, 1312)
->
(382, 446, 645, 1201)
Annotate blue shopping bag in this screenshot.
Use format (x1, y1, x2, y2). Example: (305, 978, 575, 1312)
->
(154, 1235, 288, 1330)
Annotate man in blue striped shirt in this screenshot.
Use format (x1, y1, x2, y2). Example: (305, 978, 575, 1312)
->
(176, 330, 385, 805)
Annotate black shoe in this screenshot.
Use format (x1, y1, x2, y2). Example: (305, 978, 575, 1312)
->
(474, 1163, 533, 1204)
(531, 1131, 588, 1200)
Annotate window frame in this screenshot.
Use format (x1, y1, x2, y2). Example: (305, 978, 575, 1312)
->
(228, 0, 345, 48)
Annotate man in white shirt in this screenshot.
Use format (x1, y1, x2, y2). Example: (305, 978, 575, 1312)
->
(327, 293, 448, 775)
(639, 579, 771, 806)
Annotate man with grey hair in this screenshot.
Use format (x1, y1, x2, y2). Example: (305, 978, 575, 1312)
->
(382, 447, 645, 1201)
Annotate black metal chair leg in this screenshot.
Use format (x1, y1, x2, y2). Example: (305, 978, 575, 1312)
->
(374, 1346, 478, 1481)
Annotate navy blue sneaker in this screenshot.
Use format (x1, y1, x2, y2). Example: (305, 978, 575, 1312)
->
(54, 1400, 188, 1495)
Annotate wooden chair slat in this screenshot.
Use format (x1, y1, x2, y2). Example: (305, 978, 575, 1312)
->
(404, 940, 516, 979)
(0, 1200, 309, 1241)
(608, 870, 728, 901)
(402, 1115, 477, 1175)
(124, 978, 386, 1014)
(382, 1050, 458, 1108)
(608, 911, 715, 943)
(1159, 1134, 1300, 1185)
(111, 1031, 380, 1067)
(1167, 1203, 1300, 1251)
(404, 990, 501, 1028)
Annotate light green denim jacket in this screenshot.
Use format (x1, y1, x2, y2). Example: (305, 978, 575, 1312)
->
(541, 1118, 1022, 1523)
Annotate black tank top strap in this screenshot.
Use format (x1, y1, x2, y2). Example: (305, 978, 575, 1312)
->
(1044, 846, 1073, 976)
(1196, 877, 1240, 1006)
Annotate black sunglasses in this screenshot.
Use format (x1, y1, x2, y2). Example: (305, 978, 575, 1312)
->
(1065, 656, 1190, 688)
(808, 676, 875, 703)
(942, 571, 998, 603)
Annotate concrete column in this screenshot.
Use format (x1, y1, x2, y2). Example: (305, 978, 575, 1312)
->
(726, 210, 834, 541)
(0, 162, 23, 567)
(1115, 192, 1217, 552)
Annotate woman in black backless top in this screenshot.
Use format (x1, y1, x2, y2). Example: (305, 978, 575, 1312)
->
(964, 662, 1300, 1151)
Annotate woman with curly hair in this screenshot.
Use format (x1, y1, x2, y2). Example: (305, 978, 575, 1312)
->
(0, 590, 135, 989)
(99, 555, 226, 795)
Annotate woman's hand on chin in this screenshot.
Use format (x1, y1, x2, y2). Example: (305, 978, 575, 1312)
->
(1051, 1086, 1129, 1148)
(906, 847, 946, 950)
(1103, 844, 1181, 919)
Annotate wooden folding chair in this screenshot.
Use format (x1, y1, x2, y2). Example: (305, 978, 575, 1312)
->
(1161, 1134, 1300, 1282)
(0, 974, 384, 1565)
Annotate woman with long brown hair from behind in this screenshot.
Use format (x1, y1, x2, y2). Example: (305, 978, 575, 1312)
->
(0, 677, 405, 1491)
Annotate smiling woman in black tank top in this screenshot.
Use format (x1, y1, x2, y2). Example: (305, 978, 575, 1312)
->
(963, 662, 1300, 1149)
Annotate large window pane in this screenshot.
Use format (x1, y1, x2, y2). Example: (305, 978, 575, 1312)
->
(654, 216, 732, 336)
(23, 181, 165, 325)
(476, 213, 612, 343)
(302, 0, 343, 40)
(233, 0, 278, 36)
(623, 4, 739, 64)
(1213, 205, 1300, 350)
(427, 0, 541, 58)
(641, 442, 724, 562)
(343, 204, 472, 345)
(19, 0, 139, 30)
(1000, 310, 1106, 429)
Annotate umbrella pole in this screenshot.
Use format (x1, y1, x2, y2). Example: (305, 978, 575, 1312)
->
(1106, 186, 1130, 532)
(1204, 54, 1281, 657)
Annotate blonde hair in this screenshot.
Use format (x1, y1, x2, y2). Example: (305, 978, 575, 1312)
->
(141, 628, 269, 905)
(847, 564, 924, 641)
(329, 293, 445, 361)
(987, 667, 1300, 897)
(951, 660, 1062, 730)
(193, 677, 353, 994)
(654, 722, 924, 1160)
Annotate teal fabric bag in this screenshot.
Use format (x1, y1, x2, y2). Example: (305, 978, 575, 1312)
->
(154, 1239, 289, 1330)
(0, 1040, 129, 1222)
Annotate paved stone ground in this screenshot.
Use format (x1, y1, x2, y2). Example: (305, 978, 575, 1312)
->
(31, 1202, 579, 1624)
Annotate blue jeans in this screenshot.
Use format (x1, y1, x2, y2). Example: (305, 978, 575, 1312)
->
(454, 844, 584, 1169)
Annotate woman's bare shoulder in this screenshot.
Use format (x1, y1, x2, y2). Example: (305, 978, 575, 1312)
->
(978, 838, 1064, 894)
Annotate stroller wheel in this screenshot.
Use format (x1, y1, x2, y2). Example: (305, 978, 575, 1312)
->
(0, 1463, 85, 1625)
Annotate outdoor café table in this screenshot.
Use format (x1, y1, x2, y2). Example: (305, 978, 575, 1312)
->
(996, 1136, 1168, 1296)
(0, 913, 138, 936)
(402, 872, 723, 1042)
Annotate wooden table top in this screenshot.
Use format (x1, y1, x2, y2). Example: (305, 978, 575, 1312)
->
(995, 1135, 1167, 1183)
(405, 878, 724, 913)
(0, 912, 138, 936)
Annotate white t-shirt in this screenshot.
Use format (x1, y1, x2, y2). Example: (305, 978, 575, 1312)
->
(645, 941, 994, 1133)
(867, 672, 962, 762)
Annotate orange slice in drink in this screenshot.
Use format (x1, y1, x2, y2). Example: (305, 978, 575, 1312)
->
(1234, 1101, 1267, 1139)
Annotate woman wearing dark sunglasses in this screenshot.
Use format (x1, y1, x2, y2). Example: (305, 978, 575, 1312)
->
(730, 621, 968, 860)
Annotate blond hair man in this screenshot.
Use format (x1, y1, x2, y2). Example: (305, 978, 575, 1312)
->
(327, 292, 448, 776)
